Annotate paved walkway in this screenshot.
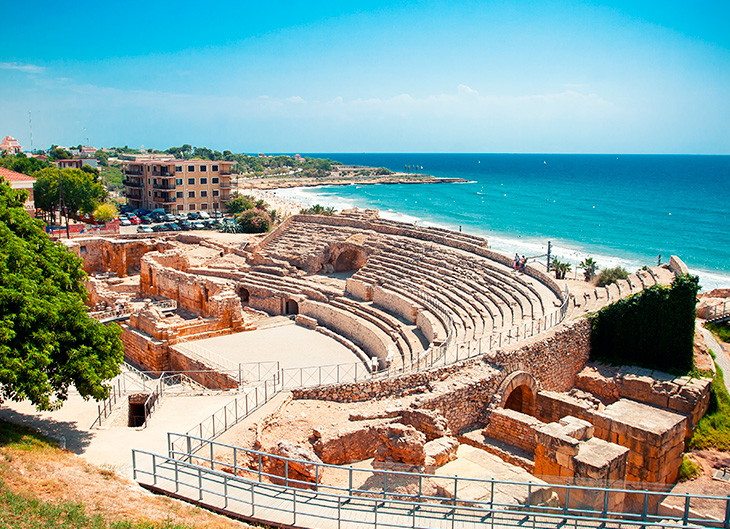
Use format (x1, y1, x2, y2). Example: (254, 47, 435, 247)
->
(701, 326, 730, 392)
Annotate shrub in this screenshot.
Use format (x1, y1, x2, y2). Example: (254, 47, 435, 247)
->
(300, 204, 336, 216)
(589, 274, 700, 374)
(595, 266, 629, 287)
(706, 322, 730, 343)
(677, 455, 702, 481)
(689, 356, 730, 450)
(237, 209, 272, 233)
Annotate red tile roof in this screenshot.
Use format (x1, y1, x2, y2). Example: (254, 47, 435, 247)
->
(0, 167, 35, 183)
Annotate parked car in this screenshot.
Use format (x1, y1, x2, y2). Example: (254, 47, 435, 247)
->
(187, 211, 201, 220)
(139, 216, 152, 224)
(210, 211, 223, 219)
(119, 218, 132, 226)
(152, 224, 167, 232)
(178, 220, 194, 230)
(150, 212, 165, 222)
(163, 214, 177, 222)
(198, 211, 210, 220)
(137, 226, 153, 233)
(191, 221, 205, 230)
(128, 215, 141, 224)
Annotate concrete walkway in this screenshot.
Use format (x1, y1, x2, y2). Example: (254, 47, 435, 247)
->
(701, 326, 730, 392)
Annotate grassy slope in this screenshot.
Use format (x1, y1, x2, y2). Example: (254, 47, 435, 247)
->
(690, 351, 730, 451)
(0, 420, 250, 528)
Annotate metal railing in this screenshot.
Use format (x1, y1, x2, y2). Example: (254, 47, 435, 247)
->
(705, 301, 730, 323)
(133, 434, 730, 529)
(170, 376, 282, 455)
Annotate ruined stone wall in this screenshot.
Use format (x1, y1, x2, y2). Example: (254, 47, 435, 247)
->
(416, 311, 444, 344)
(483, 408, 543, 454)
(299, 300, 396, 366)
(490, 318, 592, 392)
(168, 348, 238, 389)
(70, 237, 170, 277)
(372, 286, 418, 324)
(345, 277, 373, 301)
(575, 364, 711, 430)
(121, 325, 169, 372)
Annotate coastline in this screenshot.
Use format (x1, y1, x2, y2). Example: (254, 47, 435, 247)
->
(238, 172, 467, 191)
(239, 180, 730, 292)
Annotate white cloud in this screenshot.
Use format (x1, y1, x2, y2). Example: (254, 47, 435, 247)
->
(0, 62, 45, 74)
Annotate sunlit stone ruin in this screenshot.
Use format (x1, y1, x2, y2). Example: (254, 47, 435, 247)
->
(68, 209, 713, 518)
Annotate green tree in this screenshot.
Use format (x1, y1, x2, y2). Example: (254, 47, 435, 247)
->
(551, 258, 572, 280)
(224, 195, 257, 215)
(93, 203, 118, 223)
(237, 208, 272, 233)
(48, 147, 72, 161)
(33, 168, 107, 219)
(94, 150, 109, 167)
(0, 179, 123, 410)
(0, 153, 50, 176)
(579, 257, 598, 282)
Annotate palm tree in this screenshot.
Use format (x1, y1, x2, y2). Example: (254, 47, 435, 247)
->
(551, 258, 572, 280)
(579, 257, 598, 282)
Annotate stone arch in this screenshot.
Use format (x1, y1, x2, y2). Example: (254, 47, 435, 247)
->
(285, 299, 299, 315)
(237, 286, 250, 304)
(496, 371, 539, 416)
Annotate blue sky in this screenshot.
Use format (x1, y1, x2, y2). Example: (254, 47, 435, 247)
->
(1, 1, 729, 153)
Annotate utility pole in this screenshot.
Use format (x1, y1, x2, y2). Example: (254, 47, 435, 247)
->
(546, 240, 552, 272)
(58, 168, 70, 239)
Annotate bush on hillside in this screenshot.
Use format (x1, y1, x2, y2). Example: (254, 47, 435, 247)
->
(595, 266, 629, 287)
(589, 273, 700, 374)
(237, 208, 272, 233)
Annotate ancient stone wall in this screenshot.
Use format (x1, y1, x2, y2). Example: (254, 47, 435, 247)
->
(483, 408, 543, 454)
(121, 325, 169, 372)
(489, 318, 592, 392)
(575, 364, 711, 431)
(372, 286, 418, 324)
(168, 348, 238, 389)
(345, 277, 373, 301)
(299, 299, 396, 366)
(69, 237, 170, 277)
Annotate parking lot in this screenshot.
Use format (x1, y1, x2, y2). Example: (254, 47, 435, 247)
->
(117, 209, 234, 234)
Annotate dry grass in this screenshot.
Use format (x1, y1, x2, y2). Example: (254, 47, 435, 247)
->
(0, 420, 253, 528)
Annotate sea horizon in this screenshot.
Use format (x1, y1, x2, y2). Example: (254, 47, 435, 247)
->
(272, 153, 730, 291)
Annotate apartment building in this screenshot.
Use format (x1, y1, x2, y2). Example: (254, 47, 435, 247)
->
(123, 160, 233, 213)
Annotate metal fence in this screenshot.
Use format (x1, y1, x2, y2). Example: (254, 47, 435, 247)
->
(133, 434, 730, 529)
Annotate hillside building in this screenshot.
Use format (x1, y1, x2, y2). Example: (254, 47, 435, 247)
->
(0, 136, 22, 154)
(123, 159, 233, 213)
(0, 167, 35, 214)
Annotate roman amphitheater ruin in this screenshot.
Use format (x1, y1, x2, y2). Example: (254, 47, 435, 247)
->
(64, 209, 720, 527)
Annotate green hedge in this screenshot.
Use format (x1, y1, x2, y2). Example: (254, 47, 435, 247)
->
(589, 273, 699, 374)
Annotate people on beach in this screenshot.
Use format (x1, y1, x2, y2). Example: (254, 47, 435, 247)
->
(513, 253, 520, 271)
(519, 256, 527, 273)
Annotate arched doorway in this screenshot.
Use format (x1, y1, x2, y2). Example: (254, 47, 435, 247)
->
(332, 247, 366, 272)
(285, 299, 299, 315)
(504, 384, 535, 415)
(495, 371, 539, 417)
(238, 286, 249, 304)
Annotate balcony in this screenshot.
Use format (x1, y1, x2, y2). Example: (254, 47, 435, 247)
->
(153, 182, 176, 190)
(152, 195, 176, 204)
(152, 172, 175, 178)
(123, 179, 144, 188)
(125, 170, 144, 176)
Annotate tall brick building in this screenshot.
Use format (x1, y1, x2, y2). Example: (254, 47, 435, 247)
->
(123, 160, 233, 213)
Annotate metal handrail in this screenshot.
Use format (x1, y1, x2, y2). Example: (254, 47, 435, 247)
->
(138, 436, 730, 528)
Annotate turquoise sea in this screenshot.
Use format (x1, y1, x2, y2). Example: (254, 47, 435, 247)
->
(275, 154, 730, 290)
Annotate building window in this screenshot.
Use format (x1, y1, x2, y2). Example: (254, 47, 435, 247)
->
(213, 202, 219, 209)
(200, 165, 207, 172)
(177, 204, 184, 211)
(188, 178, 195, 185)
(189, 204, 196, 211)
(212, 189, 219, 197)
(176, 166, 182, 172)
(212, 177, 219, 184)
(176, 178, 183, 185)
(148, 178, 151, 184)
(188, 191, 195, 198)
(201, 203, 208, 210)
(188, 165, 194, 172)
(200, 177, 207, 185)
(176, 191, 183, 198)
(200, 190, 207, 197)
(211, 165, 218, 172)
(148, 191, 151, 197)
